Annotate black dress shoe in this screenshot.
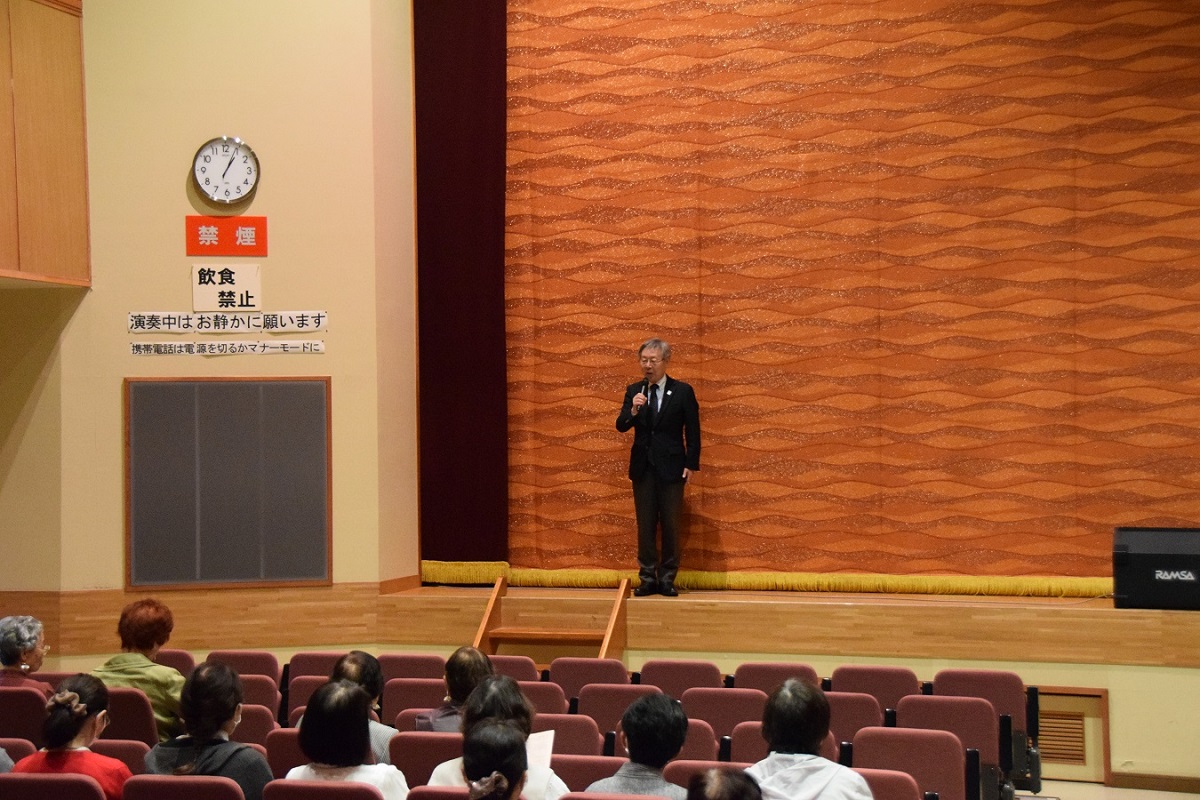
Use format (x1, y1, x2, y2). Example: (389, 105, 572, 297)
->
(660, 584, 679, 597)
(634, 583, 659, 597)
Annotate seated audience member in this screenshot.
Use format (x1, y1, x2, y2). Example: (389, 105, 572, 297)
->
(91, 598, 186, 742)
(286, 679, 410, 800)
(331, 650, 398, 764)
(428, 674, 569, 800)
(12, 674, 133, 800)
(145, 661, 272, 800)
(587, 693, 688, 798)
(0, 615, 54, 695)
(745, 680, 872, 800)
(417, 645, 494, 732)
(689, 769, 764, 800)
(463, 718, 528, 800)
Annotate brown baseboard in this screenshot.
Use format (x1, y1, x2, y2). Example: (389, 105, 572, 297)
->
(1110, 772, 1200, 793)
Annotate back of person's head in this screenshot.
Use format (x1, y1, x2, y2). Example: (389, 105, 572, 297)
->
(299, 679, 372, 767)
(180, 661, 242, 744)
(687, 768, 763, 800)
(461, 674, 533, 737)
(761, 678, 830, 755)
(117, 598, 174, 651)
(463, 718, 528, 800)
(0, 615, 42, 666)
(622, 693, 688, 769)
(331, 650, 384, 702)
(44, 674, 108, 750)
(446, 646, 494, 705)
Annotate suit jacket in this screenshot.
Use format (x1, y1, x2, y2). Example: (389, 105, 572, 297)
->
(616, 375, 701, 482)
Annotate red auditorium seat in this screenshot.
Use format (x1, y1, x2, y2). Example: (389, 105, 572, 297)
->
(636, 658, 723, 699)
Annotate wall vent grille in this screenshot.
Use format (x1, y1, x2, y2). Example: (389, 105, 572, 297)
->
(1040, 710, 1087, 765)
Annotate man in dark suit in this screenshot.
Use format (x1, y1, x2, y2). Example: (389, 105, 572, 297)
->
(615, 338, 701, 597)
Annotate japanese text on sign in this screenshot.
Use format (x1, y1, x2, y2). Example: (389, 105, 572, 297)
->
(128, 312, 328, 333)
(131, 341, 326, 356)
(185, 215, 268, 257)
(193, 264, 262, 311)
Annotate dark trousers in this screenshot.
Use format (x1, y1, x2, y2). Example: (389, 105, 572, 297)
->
(633, 471, 685, 587)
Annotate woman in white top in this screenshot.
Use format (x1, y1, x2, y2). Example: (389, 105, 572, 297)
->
(463, 719, 527, 800)
(286, 679, 409, 800)
(427, 675, 569, 800)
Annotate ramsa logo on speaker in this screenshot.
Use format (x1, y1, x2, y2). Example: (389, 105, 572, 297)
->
(1154, 569, 1197, 582)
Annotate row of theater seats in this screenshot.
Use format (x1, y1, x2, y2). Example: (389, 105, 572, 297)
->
(131, 651, 1036, 735)
(0, 774, 935, 800)
(0, 773, 464, 799)
(2, 652, 1040, 800)
(0, 738, 931, 800)
(0, 686, 164, 748)
(0, 690, 1014, 800)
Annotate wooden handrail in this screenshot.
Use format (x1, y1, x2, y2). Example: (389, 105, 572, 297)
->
(598, 578, 631, 660)
(472, 577, 631, 660)
(472, 575, 508, 654)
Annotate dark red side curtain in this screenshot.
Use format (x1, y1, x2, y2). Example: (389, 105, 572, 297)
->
(413, 1, 508, 564)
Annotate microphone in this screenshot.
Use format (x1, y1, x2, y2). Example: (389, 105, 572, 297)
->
(641, 379, 650, 397)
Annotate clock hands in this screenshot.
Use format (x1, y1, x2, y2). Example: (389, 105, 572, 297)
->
(193, 138, 257, 203)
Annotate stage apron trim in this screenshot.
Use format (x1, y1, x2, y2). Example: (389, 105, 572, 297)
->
(419, 561, 1112, 598)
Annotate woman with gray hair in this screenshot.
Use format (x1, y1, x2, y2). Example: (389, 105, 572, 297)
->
(0, 615, 53, 695)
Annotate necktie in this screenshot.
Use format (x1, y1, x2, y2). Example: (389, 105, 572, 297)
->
(647, 384, 659, 425)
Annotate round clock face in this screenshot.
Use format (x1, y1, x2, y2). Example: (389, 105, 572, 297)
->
(192, 136, 259, 204)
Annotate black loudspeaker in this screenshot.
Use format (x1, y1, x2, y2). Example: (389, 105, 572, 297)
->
(1113, 527, 1200, 610)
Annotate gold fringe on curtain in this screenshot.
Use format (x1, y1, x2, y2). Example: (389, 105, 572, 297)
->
(673, 570, 1112, 598)
(420, 561, 1112, 598)
(420, 560, 508, 585)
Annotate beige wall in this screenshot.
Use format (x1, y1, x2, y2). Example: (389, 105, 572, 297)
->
(370, 0, 420, 582)
(0, 0, 419, 591)
(0, 290, 78, 590)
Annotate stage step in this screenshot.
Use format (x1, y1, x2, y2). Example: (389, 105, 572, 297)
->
(473, 576, 631, 662)
(486, 626, 607, 645)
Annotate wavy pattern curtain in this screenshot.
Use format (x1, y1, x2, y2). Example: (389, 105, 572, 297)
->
(503, 0, 1200, 579)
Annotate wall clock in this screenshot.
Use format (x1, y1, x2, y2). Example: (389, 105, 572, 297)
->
(192, 136, 259, 204)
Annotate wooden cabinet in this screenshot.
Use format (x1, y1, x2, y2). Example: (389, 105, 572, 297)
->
(0, 0, 89, 286)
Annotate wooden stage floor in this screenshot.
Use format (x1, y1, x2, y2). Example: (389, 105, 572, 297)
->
(379, 584, 1200, 669)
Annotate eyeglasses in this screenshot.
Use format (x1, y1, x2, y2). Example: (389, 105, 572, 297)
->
(639, 357, 662, 365)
